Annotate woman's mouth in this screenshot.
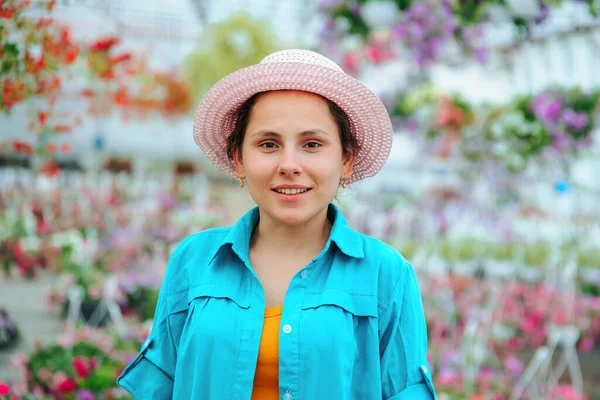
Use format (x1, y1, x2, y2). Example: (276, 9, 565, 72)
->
(273, 188, 311, 195)
(271, 187, 312, 201)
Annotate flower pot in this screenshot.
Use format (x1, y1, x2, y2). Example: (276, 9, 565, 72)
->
(0, 309, 19, 350)
(61, 298, 110, 327)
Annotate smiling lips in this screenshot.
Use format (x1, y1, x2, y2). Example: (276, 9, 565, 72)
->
(274, 188, 309, 195)
(272, 186, 312, 198)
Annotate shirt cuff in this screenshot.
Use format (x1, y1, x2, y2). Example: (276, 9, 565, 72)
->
(117, 356, 174, 399)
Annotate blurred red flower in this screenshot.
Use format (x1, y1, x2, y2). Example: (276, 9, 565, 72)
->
(57, 378, 77, 393)
(89, 37, 119, 52)
(72, 357, 90, 379)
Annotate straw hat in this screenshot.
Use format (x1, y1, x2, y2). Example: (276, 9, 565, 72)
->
(193, 49, 393, 184)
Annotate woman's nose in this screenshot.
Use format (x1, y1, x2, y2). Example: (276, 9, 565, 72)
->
(277, 148, 302, 176)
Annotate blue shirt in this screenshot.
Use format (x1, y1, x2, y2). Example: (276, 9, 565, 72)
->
(116, 204, 437, 400)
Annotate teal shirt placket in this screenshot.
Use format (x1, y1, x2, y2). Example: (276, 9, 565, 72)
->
(232, 227, 332, 400)
(277, 246, 331, 400)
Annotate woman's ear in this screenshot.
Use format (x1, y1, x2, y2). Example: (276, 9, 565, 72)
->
(233, 149, 245, 178)
(342, 150, 355, 178)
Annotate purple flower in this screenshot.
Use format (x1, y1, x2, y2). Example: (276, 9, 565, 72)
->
(410, 2, 431, 18)
(504, 355, 524, 377)
(323, 16, 335, 30)
(407, 22, 426, 41)
(429, 37, 443, 53)
(473, 47, 488, 63)
(532, 93, 565, 124)
(534, 2, 550, 24)
(552, 133, 571, 152)
(562, 110, 589, 130)
(392, 24, 406, 39)
(76, 390, 95, 400)
(576, 136, 593, 150)
(545, 101, 563, 122)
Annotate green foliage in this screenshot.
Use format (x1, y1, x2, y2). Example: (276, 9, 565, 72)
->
(184, 12, 279, 103)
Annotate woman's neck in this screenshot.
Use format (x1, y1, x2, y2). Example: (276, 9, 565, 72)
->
(251, 207, 332, 256)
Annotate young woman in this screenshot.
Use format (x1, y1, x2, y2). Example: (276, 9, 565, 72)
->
(117, 49, 437, 400)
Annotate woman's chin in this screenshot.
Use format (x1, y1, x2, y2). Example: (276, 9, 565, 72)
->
(272, 209, 310, 226)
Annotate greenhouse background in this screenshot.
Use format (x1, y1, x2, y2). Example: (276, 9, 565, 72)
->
(1, 0, 600, 398)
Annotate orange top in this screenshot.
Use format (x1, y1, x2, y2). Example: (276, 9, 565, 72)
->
(251, 306, 282, 400)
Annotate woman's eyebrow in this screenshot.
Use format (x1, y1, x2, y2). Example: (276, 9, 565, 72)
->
(298, 129, 330, 137)
(250, 129, 330, 138)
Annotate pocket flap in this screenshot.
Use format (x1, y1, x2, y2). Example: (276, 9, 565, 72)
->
(302, 289, 377, 317)
(187, 284, 250, 309)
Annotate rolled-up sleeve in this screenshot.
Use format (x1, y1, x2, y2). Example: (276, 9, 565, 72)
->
(379, 262, 437, 400)
(116, 251, 180, 399)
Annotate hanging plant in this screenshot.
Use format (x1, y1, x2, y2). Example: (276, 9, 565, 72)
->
(86, 36, 129, 80)
(183, 11, 279, 102)
(82, 36, 192, 119)
(317, 0, 598, 73)
(1, 0, 79, 172)
(392, 84, 599, 173)
(0, 0, 78, 113)
(1, 1, 193, 167)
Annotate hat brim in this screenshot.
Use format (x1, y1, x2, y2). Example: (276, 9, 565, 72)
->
(193, 61, 393, 184)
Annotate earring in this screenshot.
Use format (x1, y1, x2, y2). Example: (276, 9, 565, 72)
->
(239, 178, 245, 188)
(340, 178, 347, 189)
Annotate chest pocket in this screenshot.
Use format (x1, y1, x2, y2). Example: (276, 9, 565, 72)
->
(181, 284, 251, 347)
(299, 289, 378, 363)
(165, 284, 250, 350)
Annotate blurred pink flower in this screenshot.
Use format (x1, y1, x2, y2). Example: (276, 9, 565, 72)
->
(38, 368, 52, 383)
(58, 330, 76, 347)
(97, 335, 115, 354)
(12, 382, 27, 395)
(78, 326, 93, 341)
(52, 370, 68, 387)
(550, 384, 588, 400)
(9, 352, 28, 369)
(503, 355, 524, 377)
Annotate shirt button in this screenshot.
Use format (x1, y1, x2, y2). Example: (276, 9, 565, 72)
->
(283, 394, 292, 400)
(300, 270, 309, 278)
(282, 324, 292, 334)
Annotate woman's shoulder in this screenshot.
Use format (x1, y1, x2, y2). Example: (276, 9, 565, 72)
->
(358, 232, 412, 271)
(355, 232, 417, 305)
(172, 226, 232, 259)
(161, 226, 234, 294)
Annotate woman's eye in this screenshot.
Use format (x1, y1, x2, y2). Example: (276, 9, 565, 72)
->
(259, 142, 277, 149)
(305, 142, 321, 149)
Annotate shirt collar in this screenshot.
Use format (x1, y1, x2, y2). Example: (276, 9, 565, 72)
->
(209, 203, 364, 265)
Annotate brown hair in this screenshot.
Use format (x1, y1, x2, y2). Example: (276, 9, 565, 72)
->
(226, 91, 360, 161)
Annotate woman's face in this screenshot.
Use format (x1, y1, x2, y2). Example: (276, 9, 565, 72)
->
(234, 90, 354, 227)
